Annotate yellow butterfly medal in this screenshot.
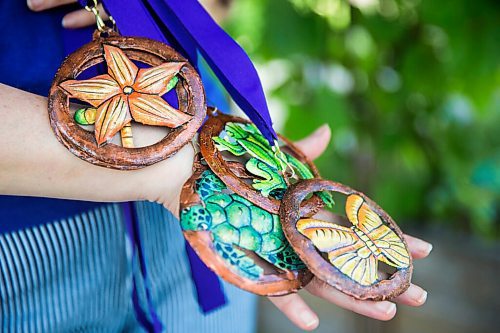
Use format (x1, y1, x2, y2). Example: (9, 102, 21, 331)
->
(280, 179, 413, 301)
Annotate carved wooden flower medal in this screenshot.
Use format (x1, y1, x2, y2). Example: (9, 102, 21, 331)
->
(48, 27, 205, 169)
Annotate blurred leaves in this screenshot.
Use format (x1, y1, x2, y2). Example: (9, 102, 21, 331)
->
(225, 0, 500, 237)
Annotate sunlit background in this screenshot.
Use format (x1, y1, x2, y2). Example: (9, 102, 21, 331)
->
(219, 0, 499, 332)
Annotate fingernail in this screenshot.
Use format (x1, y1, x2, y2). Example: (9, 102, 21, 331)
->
(300, 310, 319, 329)
(426, 243, 433, 255)
(417, 290, 428, 304)
(62, 16, 74, 28)
(407, 285, 428, 304)
(28, 0, 43, 10)
(422, 243, 433, 256)
(313, 124, 329, 137)
(376, 302, 396, 316)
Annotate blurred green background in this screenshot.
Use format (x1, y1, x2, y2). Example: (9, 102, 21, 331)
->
(224, 0, 499, 238)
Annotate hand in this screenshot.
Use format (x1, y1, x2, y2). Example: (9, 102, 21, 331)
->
(268, 124, 433, 330)
(27, 0, 109, 29)
(27, 0, 224, 28)
(0, 83, 194, 217)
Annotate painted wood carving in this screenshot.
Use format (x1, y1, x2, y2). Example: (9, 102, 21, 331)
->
(48, 31, 206, 169)
(280, 179, 413, 300)
(179, 156, 313, 296)
(60, 44, 190, 145)
(199, 111, 333, 215)
(46, 1, 421, 303)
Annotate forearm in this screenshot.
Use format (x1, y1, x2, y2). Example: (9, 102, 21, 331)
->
(0, 83, 194, 214)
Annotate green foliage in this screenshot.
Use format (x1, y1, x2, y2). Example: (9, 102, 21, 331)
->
(225, 0, 500, 237)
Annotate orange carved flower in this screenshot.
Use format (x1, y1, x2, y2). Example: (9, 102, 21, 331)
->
(60, 44, 191, 146)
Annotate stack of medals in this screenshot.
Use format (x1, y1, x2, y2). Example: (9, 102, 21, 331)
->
(180, 110, 413, 300)
(47, 7, 413, 300)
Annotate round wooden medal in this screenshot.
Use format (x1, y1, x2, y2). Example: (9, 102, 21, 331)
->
(280, 179, 413, 301)
(180, 156, 313, 296)
(48, 31, 206, 170)
(199, 111, 329, 216)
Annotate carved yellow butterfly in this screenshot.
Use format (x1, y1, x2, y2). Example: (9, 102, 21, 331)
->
(297, 194, 410, 286)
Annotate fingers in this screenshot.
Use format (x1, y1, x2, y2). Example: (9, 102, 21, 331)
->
(271, 284, 427, 330)
(27, 0, 110, 29)
(62, 5, 109, 29)
(27, 0, 76, 11)
(294, 124, 331, 161)
(404, 234, 433, 259)
(306, 278, 397, 321)
(268, 293, 319, 331)
(394, 284, 428, 307)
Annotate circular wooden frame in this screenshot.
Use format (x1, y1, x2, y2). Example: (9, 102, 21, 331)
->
(180, 157, 313, 296)
(280, 179, 413, 301)
(48, 33, 206, 170)
(200, 111, 324, 215)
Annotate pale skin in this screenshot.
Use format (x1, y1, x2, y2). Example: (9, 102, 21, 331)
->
(7, 1, 432, 330)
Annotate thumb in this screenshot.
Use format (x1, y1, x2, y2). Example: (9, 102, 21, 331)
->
(294, 124, 331, 161)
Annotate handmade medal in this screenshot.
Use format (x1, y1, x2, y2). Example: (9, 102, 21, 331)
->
(48, 5, 205, 169)
(179, 109, 335, 295)
(199, 110, 334, 215)
(180, 155, 313, 296)
(280, 179, 412, 300)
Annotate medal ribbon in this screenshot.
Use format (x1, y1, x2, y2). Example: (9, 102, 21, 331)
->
(80, 0, 277, 143)
(122, 202, 164, 333)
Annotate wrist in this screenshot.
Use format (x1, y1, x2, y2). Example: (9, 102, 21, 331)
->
(131, 142, 195, 217)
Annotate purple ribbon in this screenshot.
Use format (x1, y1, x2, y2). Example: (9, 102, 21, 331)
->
(139, 0, 277, 143)
(78, 0, 277, 143)
(122, 202, 164, 333)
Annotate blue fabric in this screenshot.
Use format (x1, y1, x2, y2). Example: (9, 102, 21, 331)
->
(0, 202, 258, 332)
(0, 196, 104, 234)
(0, 2, 65, 95)
(185, 241, 228, 314)
(0, 1, 103, 232)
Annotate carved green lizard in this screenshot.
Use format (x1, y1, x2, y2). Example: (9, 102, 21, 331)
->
(213, 122, 333, 206)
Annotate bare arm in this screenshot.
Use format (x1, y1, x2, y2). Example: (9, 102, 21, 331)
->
(0, 83, 194, 215)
